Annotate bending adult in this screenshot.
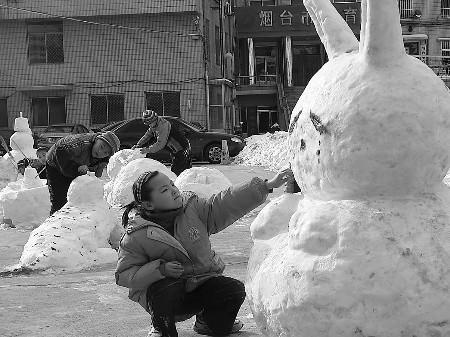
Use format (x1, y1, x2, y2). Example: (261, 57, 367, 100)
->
(132, 110, 192, 175)
(46, 131, 120, 214)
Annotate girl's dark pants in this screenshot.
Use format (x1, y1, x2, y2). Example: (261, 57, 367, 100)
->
(46, 164, 73, 215)
(171, 148, 192, 176)
(147, 276, 246, 336)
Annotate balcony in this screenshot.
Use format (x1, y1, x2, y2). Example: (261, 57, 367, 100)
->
(236, 75, 277, 86)
(236, 75, 278, 95)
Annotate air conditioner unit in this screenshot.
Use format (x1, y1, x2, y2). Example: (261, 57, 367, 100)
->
(224, 2, 234, 16)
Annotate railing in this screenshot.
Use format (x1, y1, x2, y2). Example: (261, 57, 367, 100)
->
(236, 74, 277, 86)
(411, 55, 450, 79)
(398, 0, 414, 19)
(443, 8, 450, 17)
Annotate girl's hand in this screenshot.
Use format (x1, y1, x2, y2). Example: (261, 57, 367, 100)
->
(160, 261, 184, 278)
(266, 167, 294, 190)
(78, 165, 89, 175)
(140, 148, 150, 154)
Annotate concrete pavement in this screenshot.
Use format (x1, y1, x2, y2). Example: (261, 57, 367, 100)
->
(0, 165, 280, 337)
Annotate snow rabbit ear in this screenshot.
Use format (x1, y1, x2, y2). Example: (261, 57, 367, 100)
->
(360, 0, 406, 65)
(303, 0, 358, 60)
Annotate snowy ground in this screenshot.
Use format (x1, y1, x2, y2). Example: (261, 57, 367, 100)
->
(0, 164, 278, 337)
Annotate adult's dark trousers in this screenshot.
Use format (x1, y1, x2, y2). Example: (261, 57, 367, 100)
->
(46, 164, 73, 215)
(147, 276, 246, 337)
(171, 148, 192, 176)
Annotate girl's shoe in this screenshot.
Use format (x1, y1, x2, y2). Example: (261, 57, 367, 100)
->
(193, 319, 244, 336)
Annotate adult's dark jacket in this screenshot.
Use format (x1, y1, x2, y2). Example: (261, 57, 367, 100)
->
(46, 133, 108, 178)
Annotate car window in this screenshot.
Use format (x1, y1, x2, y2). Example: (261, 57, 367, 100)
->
(115, 119, 148, 135)
(45, 126, 73, 133)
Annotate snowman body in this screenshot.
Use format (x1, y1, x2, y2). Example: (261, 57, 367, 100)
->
(247, 0, 450, 336)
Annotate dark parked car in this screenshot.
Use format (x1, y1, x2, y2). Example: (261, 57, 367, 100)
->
(37, 123, 91, 149)
(109, 117, 245, 164)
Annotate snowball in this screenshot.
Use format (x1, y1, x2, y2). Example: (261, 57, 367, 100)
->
(250, 193, 302, 241)
(9, 131, 37, 161)
(19, 175, 117, 271)
(175, 167, 232, 199)
(233, 132, 289, 171)
(107, 158, 176, 207)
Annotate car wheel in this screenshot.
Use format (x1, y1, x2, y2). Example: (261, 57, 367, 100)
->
(205, 143, 222, 164)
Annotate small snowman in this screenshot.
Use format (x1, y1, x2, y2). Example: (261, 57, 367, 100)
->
(5, 112, 37, 163)
(247, 1, 450, 336)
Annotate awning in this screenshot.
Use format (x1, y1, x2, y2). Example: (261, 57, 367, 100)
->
(17, 84, 73, 92)
(402, 34, 428, 41)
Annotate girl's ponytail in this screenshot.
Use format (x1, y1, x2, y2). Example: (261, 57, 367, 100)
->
(122, 170, 159, 228)
(122, 201, 137, 228)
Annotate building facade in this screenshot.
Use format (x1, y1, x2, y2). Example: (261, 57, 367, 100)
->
(234, 0, 450, 136)
(0, 0, 236, 134)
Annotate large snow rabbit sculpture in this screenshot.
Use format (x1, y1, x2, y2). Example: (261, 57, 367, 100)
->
(246, 0, 450, 336)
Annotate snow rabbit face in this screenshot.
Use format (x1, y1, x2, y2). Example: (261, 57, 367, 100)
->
(289, 0, 450, 200)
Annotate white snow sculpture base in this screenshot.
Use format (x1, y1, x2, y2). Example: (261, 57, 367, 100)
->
(0, 168, 49, 229)
(175, 167, 232, 199)
(107, 157, 176, 207)
(247, 188, 450, 337)
(19, 175, 117, 271)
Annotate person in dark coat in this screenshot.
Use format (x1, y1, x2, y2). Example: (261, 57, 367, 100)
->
(46, 131, 120, 215)
(132, 110, 192, 176)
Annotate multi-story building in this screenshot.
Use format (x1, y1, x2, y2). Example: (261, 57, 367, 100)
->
(234, 0, 450, 136)
(0, 0, 236, 135)
(399, 0, 450, 86)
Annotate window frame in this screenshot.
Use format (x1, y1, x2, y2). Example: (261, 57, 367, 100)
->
(27, 22, 64, 65)
(90, 94, 125, 125)
(145, 91, 181, 117)
(31, 96, 67, 127)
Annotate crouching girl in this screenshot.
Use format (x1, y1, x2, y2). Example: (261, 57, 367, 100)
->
(115, 168, 292, 337)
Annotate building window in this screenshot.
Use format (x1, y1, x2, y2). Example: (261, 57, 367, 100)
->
(441, 39, 450, 66)
(249, 0, 275, 6)
(28, 22, 64, 65)
(292, 44, 322, 86)
(204, 19, 210, 61)
(209, 85, 223, 129)
(32, 97, 66, 126)
(398, 0, 413, 19)
(145, 91, 180, 117)
(215, 25, 221, 66)
(90, 95, 124, 124)
(442, 0, 450, 17)
(0, 99, 7, 127)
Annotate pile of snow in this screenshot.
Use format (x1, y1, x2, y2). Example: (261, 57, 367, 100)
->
(175, 167, 232, 199)
(234, 132, 289, 171)
(19, 175, 117, 271)
(0, 167, 50, 229)
(106, 156, 176, 207)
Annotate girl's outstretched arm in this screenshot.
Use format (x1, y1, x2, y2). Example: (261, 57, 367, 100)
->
(193, 168, 293, 234)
